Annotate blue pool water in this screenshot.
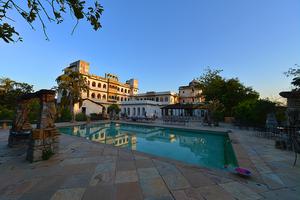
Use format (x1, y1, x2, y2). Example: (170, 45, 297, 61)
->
(59, 122, 238, 169)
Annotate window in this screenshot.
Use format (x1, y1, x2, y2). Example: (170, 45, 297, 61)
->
(137, 107, 140, 116)
(121, 97, 123, 101)
(117, 96, 120, 101)
(102, 94, 106, 99)
(142, 107, 146, 116)
(82, 107, 86, 114)
(98, 83, 101, 88)
(97, 94, 101, 99)
(128, 90, 130, 93)
(160, 97, 163, 102)
(92, 82, 96, 87)
(121, 88, 123, 92)
(125, 89, 127, 93)
(103, 84, 106, 89)
(133, 108, 136, 116)
(127, 108, 130, 115)
(91, 93, 95, 98)
(88, 81, 90, 85)
(156, 97, 159, 102)
(117, 87, 120, 91)
(165, 97, 168, 102)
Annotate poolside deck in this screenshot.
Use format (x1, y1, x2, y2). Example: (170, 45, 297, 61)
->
(0, 122, 299, 200)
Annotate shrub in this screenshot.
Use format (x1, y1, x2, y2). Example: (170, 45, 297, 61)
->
(28, 99, 40, 123)
(56, 107, 72, 122)
(90, 113, 102, 121)
(233, 99, 276, 127)
(0, 107, 14, 120)
(42, 149, 54, 160)
(75, 113, 87, 121)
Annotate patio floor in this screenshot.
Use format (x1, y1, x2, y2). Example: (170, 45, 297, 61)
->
(0, 123, 299, 200)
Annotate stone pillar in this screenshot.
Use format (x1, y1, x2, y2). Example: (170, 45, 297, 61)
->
(27, 90, 60, 162)
(8, 97, 33, 147)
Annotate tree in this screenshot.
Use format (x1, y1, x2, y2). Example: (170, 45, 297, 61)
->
(233, 99, 276, 127)
(197, 67, 259, 116)
(284, 64, 300, 90)
(0, 77, 35, 120)
(108, 104, 120, 120)
(56, 68, 88, 121)
(207, 99, 225, 126)
(0, 77, 15, 92)
(0, 77, 34, 110)
(0, 0, 104, 43)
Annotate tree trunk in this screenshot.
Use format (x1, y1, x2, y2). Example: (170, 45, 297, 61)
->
(70, 99, 75, 123)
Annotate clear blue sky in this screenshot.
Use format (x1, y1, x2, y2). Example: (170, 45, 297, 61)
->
(0, 0, 299, 101)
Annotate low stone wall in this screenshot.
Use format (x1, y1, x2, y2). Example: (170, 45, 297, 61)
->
(26, 128, 60, 162)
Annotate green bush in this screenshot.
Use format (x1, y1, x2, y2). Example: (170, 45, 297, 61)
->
(0, 107, 14, 120)
(42, 149, 54, 160)
(28, 99, 40, 123)
(75, 113, 87, 121)
(56, 107, 72, 122)
(233, 99, 275, 127)
(90, 113, 102, 121)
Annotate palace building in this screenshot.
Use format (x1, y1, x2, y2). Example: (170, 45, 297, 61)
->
(178, 79, 204, 103)
(57, 60, 206, 118)
(57, 60, 138, 115)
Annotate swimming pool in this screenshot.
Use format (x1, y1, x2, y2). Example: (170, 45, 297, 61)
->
(59, 122, 238, 169)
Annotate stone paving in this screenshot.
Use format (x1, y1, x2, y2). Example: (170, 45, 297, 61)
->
(0, 123, 299, 200)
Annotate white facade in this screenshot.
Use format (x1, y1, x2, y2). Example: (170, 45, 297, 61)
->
(120, 100, 163, 118)
(74, 99, 104, 115)
(131, 91, 178, 105)
(179, 80, 204, 103)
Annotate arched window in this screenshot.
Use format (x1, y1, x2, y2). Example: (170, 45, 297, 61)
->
(92, 82, 96, 87)
(98, 83, 101, 88)
(121, 88, 123, 92)
(160, 97, 163, 102)
(127, 108, 130, 115)
(133, 108, 136, 116)
(91, 93, 95, 98)
(137, 107, 140, 116)
(165, 97, 168, 102)
(142, 107, 146, 116)
(128, 90, 130, 93)
(117, 96, 119, 101)
(117, 87, 120, 91)
(97, 94, 101, 99)
(103, 84, 106, 89)
(121, 97, 123, 101)
(125, 89, 127, 93)
(102, 94, 106, 99)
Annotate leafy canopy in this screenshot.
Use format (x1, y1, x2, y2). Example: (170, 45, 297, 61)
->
(197, 68, 259, 116)
(0, 77, 40, 121)
(0, 77, 34, 110)
(233, 99, 276, 127)
(285, 64, 300, 90)
(56, 68, 88, 107)
(0, 0, 104, 43)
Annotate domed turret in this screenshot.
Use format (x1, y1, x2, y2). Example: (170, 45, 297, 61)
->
(189, 79, 200, 87)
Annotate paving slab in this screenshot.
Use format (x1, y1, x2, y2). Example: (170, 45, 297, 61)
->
(116, 182, 143, 200)
(220, 181, 262, 200)
(115, 170, 138, 183)
(50, 188, 85, 200)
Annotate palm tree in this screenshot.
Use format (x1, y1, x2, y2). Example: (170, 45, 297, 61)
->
(0, 77, 15, 92)
(56, 69, 89, 122)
